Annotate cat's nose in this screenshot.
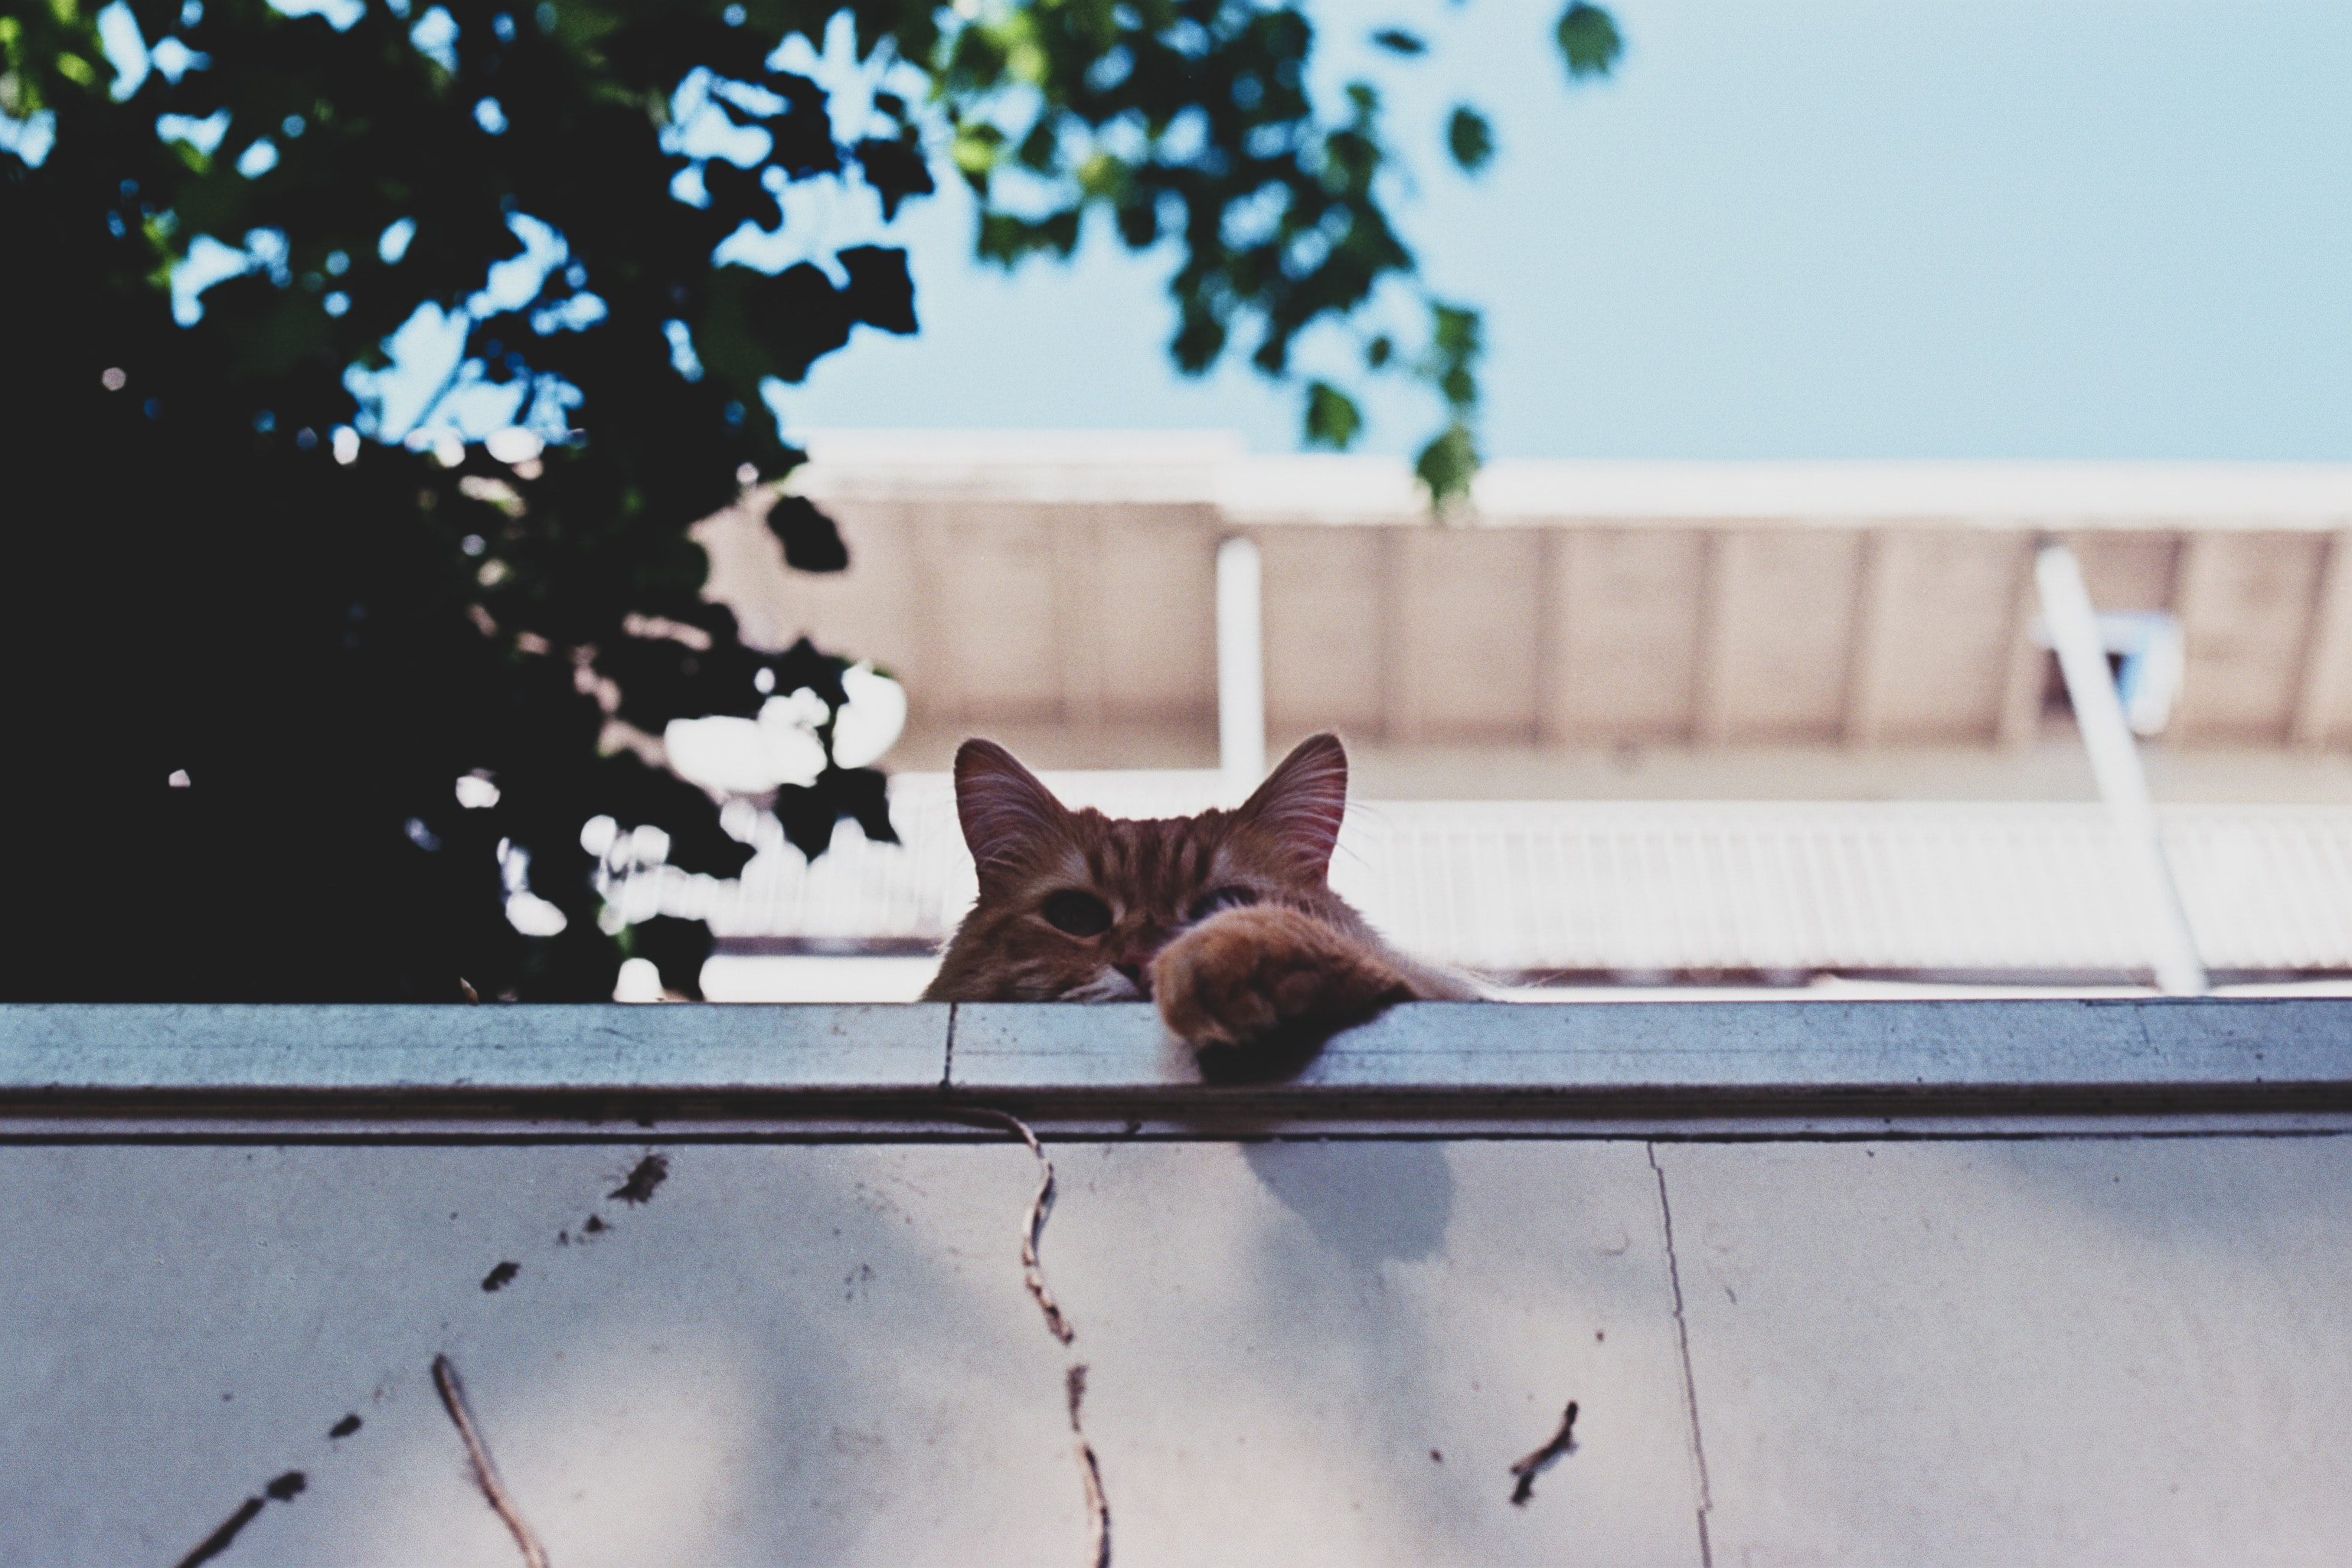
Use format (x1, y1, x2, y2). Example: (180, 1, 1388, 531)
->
(1114, 931, 1168, 975)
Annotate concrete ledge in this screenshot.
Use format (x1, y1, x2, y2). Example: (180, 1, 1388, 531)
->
(0, 1003, 946, 1099)
(6, 999, 2352, 1134)
(954, 997, 2352, 1087)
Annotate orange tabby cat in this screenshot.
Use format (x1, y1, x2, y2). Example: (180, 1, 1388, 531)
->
(923, 732, 1476, 1049)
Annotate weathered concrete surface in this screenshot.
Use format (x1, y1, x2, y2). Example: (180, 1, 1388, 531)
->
(1657, 1136, 2352, 1566)
(11, 1135, 2352, 1566)
(14, 999, 2352, 1112)
(947, 998, 2352, 1097)
(0, 1146, 1071, 1566)
(0, 1142, 1699, 1566)
(1040, 1142, 1704, 1566)
(0, 1004, 950, 1093)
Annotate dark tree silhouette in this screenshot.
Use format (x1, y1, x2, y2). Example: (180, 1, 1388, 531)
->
(0, 0, 1614, 1001)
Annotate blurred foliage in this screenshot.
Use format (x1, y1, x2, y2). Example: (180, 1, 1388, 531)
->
(0, 0, 1613, 1001)
(1555, 2, 1622, 80)
(936, 0, 1617, 499)
(1444, 103, 1491, 174)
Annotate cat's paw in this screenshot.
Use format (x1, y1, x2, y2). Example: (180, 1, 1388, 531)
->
(1149, 905, 1407, 1052)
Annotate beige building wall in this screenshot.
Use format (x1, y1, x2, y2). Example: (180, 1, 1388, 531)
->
(694, 439, 2352, 799)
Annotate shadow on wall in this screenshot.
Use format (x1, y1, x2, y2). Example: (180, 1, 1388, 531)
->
(0, 1145, 1076, 1566)
(1240, 1140, 1455, 1270)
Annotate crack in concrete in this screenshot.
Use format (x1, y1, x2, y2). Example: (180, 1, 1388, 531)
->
(942, 1003, 957, 1089)
(1649, 1142, 1715, 1568)
(174, 1496, 264, 1568)
(1073, 1432, 1111, 1568)
(433, 1354, 550, 1568)
(961, 1109, 1076, 1344)
(1508, 1400, 1578, 1505)
(965, 1109, 1112, 1565)
(176, 1154, 660, 1568)
(1067, 1365, 1111, 1568)
(172, 1472, 304, 1568)
(606, 1152, 669, 1206)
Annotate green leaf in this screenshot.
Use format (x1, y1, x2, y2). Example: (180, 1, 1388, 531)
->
(1075, 149, 1127, 199)
(1423, 302, 1483, 413)
(1415, 422, 1480, 510)
(1555, 3, 1623, 79)
(1303, 381, 1362, 449)
(1446, 106, 1493, 174)
(950, 121, 1004, 188)
(1371, 29, 1425, 57)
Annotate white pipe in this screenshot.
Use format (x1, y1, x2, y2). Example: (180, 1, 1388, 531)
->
(2034, 544, 2208, 995)
(1216, 535, 1266, 797)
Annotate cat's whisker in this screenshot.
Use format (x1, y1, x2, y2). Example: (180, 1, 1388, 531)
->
(1063, 969, 1147, 1002)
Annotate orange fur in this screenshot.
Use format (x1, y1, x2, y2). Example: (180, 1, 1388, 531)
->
(923, 733, 1475, 1050)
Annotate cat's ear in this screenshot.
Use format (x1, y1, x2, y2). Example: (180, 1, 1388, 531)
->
(1234, 732, 1348, 877)
(953, 739, 1070, 877)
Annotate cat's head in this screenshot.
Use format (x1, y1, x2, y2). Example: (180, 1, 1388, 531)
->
(926, 733, 1356, 1002)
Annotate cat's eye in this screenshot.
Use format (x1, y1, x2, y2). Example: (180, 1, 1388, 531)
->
(1186, 885, 1259, 923)
(1040, 890, 1113, 938)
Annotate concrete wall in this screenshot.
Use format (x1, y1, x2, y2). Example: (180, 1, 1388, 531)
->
(9, 1138, 2352, 1566)
(8, 1001, 2352, 1565)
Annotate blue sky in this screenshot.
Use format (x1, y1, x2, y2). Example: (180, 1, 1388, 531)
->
(785, 0, 2352, 461)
